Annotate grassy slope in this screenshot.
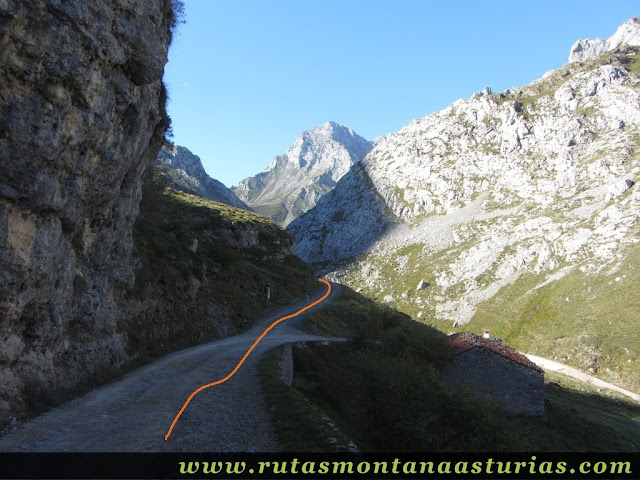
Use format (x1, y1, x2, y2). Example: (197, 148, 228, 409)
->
(126, 181, 316, 360)
(543, 371, 640, 451)
(257, 48, 640, 451)
(344, 217, 640, 394)
(259, 346, 357, 452)
(471, 240, 640, 393)
(260, 286, 640, 451)
(259, 49, 640, 451)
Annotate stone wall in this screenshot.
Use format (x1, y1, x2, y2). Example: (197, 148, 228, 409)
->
(444, 348, 545, 417)
(279, 344, 293, 387)
(0, 0, 174, 423)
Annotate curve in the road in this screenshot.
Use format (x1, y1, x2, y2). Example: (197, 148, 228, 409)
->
(164, 278, 332, 440)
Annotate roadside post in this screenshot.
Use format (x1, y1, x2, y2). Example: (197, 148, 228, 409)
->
(305, 294, 309, 320)
(265, 283, 271, 307)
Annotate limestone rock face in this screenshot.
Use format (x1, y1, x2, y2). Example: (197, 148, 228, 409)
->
(568, 37, 608, 63)
(569, 18, 640, 62)
(291, 31, 640, 330)
(0, 0, 173, 421)
(233, 121, 372, 227)
(290, 24, 640, 391)
(287, 163, 392, 264)
(156, 145, 249, 209)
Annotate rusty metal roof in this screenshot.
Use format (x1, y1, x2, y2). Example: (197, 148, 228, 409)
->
(448, 332, 544, 373)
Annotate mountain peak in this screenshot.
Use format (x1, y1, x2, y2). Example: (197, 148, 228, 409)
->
(302, 121, 358, 141)
(233, 122, 372, 227)
(321, 120, 346, 130)
(569, 17, 640, 63)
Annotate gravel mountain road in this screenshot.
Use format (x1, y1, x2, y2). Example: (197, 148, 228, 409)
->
(523, 353, 640, 402)
(0, 282, 343, 452)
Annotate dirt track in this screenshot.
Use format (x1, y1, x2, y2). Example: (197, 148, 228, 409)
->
(523, 353, 640, 403)
(0, 282, 343, 452)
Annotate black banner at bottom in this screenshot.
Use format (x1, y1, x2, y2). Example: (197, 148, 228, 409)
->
(0, 452, 638, 479)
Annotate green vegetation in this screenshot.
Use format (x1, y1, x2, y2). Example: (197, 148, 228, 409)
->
(128, 180, 316, 359)
(574, 96, 601, 119)
(493, 81, 555, 118)
(615, 46, 640, 77)
(291, 343, 541, 451)
(346, 185, 639, 395)
(481, 115, 502, 130)
(393, 186, 406, 204)
(330, 210, 345, 223)
(258, 44, 640, 452)
(480, 142, 501, 155)
(341, 243, 436, 318)
(261, 286, 640, 451)
(492, 46, 640, 120)
(410, 209, 437, 227)
(342, 222, 498, 322)
(258, 347, 355, 451)
(165, 187, 274, 224)
(471, 241, 640, 393)
(299, 289, 534, 451)
(265, 287, 538, 451)
(542, 372, 640, 451)
(249, 202, 288, 226)
(546, 370, 640, 421)
(302, 286, 445, 357)
(168, 0, 186, 34)
(20, 180, 317, 419)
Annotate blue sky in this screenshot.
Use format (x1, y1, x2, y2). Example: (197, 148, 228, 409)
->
(164, 1, 639, 187)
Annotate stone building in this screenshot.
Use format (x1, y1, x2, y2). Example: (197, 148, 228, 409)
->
(444, 332, 545, 418)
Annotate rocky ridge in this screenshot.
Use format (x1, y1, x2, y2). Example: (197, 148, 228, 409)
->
(569, 17, 640, 62)
(289, 24, 640, 391)
(233, 121, 372, 227)
(156, 144, 248, 209)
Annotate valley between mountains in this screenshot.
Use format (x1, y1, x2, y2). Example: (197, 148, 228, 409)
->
(1, 2, 640, 454)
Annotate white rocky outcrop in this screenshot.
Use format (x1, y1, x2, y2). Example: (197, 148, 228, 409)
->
(233, 122, 372, 227)
(569, 17, 640, 62)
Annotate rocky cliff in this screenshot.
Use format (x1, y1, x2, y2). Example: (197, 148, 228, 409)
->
(156, 144, 249, 209)
(0, 0, 175, 424)
(289, 23, 640, 392)
(233, 122, 372, 227)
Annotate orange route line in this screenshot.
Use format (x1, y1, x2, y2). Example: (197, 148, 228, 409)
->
(164, 278, 332, 440)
